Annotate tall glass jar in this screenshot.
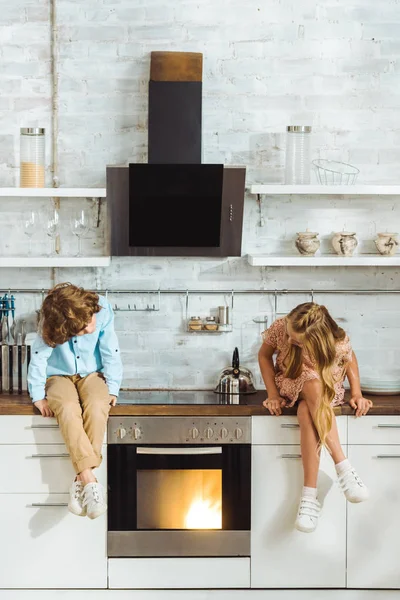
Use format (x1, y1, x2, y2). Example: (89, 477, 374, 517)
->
(285, 125, 312, 185)
(20, 127, 45, 188)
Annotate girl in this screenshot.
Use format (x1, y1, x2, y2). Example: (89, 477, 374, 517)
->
(258, 302, 372, 533)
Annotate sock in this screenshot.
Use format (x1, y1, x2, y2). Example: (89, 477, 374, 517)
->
(302, 486, 318, 499)
(335, 458, 351, 475)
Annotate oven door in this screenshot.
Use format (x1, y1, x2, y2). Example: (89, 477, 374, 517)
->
(108, 444, 251, 557)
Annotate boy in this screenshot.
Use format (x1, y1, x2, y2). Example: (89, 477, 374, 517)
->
(28, 282, 123, 519)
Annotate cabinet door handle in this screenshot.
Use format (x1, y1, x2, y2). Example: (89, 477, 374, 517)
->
(29, 503, 68, 508)
(30, 425, 59, 429)
(376, 455, 400, 459)
(281, 454, 302, 459)
(377, 424, 400, 428)
(30, 453, 69, 458)
(281, 424, 300, 429)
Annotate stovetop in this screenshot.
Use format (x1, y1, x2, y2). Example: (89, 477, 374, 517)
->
(118, 390, 251, 405)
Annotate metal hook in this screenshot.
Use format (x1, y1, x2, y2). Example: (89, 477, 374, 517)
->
(41, 289, 45, 303)
(231, 290, 234, 310)
(274, 289, 278, 317)
(310, 289, 314, 303)
(105, 289, 109, 301)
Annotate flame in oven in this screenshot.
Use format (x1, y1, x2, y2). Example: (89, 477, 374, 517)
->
(185, 497, 222, 530)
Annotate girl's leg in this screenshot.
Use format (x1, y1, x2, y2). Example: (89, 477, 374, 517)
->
(295, 399, 322, 533)
(301, 379, 346, 464)
(297, 399, 320, 487)
(301, 379, 369, 503)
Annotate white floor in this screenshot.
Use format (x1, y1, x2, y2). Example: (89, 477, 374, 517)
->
(2, 591, 400, 600)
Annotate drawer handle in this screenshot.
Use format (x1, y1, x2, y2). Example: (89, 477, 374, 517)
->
(30, 454, 69, 458)
(281, 454, 302, 459)
(29, 503, 68, 508)
(377, 455, 400, 459)
(377, 425, 400, 429)
(29, 425, 59, 429)
(281, 424, 300, 429)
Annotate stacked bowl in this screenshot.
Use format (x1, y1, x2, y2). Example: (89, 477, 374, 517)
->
(360, 376, 400, 396)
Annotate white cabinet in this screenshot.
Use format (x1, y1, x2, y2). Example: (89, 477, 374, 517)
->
(0, 494, 107, 589)
(109, 558, 250, 589)
(347, 444, 400, 589)
(251, 444, 346, 588)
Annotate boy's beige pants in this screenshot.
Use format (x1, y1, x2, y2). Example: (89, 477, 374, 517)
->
(46, 372, 111, 474)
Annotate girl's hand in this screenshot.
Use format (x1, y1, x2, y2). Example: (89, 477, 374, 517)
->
(109, 395, 117, 407)
(349, 395, 373, 417)
(263, 395, 286, 416)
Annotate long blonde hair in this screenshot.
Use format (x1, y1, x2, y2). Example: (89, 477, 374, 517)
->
(285, 303, 346, 447)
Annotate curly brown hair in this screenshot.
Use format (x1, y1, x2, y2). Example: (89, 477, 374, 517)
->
(40, 283, 101, 347)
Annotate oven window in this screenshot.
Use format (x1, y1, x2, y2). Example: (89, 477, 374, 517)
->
(137, 469, 222, 530)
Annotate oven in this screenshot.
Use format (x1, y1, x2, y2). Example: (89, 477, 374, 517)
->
(107, 416, 251, 557)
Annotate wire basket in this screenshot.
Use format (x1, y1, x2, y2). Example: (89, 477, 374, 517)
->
(312, 159, 359, 185)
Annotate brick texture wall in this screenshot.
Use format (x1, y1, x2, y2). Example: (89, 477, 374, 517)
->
(1, 0, 400, 389)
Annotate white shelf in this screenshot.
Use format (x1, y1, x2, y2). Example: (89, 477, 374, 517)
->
(250, 185, 400, 196)
(247, 254, 400, 267)
(0, 257, 111, 268)
(0, 188, 106, 198)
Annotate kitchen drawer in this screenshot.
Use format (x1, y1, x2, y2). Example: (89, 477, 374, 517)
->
(252, 415, 347, 445)
(108, 557, 250, 589)
(0, 445, 107, 493)
(0, 415, 107, 445)
(0, 494, 107, 588)
(348, 416, 400, 445)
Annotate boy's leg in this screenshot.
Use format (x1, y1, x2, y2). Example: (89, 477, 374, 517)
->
(76, 372, 111, 463)
(46, 375, 99, 473)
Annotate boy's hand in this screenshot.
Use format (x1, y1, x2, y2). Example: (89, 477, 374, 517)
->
(34, 399, 54, 417)
(110, 395, 117, 407)
(349, 395, 373, 417)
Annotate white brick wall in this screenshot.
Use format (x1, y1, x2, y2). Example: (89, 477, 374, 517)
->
(1, 0, 400, 390)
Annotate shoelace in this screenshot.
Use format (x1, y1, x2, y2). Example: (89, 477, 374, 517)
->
(338, 469, 364, 492)
(83, 485, 102, 507)
(297, 497, 320, 519)
(73, 481, 84, 500)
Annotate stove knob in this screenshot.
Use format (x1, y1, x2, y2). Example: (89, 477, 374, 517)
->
(234, 427, 243, 440)
(190, 427, 199, 439)
(117, 427, 126, 439)
(205, 427, 214, 439)
(132, 427, 141, 440)
(220, 427, 228, 439)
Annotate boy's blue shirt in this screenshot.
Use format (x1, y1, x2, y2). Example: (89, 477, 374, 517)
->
(27, 295, 123, 402)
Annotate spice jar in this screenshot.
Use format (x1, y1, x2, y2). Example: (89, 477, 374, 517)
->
(188, 316, 202, 331)
(20, 127, 45, 188)
(203, 316, 219, 331)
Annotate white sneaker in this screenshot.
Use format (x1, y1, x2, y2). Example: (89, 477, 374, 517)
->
(68, 480, 86, 517)
(338, 467, 369, 503)
(83, 482, 107, 519)
(295, 497, 321, 533)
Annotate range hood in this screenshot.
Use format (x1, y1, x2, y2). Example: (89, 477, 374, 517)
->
(107, 51, 246, 257)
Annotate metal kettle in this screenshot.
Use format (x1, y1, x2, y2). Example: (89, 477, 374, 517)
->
(214, 347, 257, 395)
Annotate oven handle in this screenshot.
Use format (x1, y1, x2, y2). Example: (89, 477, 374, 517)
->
(136, 447, 223, 455)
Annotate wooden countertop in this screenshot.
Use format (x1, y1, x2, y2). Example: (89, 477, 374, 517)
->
(0, 391, 399, 416)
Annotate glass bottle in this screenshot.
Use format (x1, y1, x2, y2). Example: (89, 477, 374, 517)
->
(285, 125, 312, 185)
(20, 127, 45, 188)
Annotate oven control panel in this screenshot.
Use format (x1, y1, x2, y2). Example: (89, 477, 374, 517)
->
(108, 417, 251, 444)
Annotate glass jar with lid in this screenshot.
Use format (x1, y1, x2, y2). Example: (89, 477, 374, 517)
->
(203, 316, 219, 331)
(188, 316, 202, 331)
(285, 125, 312, 184)
(20, 127, 45, 188)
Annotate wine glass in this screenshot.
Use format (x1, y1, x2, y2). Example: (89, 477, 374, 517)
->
(70, 209, 89, 257)
(46, 209, 59, 256)
(23, 211, 38, 256)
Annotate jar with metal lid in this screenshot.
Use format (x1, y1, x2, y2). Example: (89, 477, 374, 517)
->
(188, 316, 202, 331)
(20, 127, 45, 188)
(203, 316, 219, 331)
(285, 125, 312, 185)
